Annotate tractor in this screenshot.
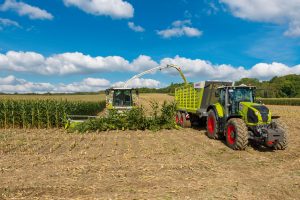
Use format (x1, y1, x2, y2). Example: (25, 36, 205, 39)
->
(175, 81, 288, 150)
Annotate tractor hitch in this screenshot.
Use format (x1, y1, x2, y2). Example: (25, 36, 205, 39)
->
(250, 123, 284, 146)
(260, 122, 285, 146)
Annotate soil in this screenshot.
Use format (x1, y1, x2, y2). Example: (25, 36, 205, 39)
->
(0, 98, 299, 199)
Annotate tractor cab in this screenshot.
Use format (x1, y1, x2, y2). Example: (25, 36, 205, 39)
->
(105, 88, 139, 111)
(216, 85, 256, 116)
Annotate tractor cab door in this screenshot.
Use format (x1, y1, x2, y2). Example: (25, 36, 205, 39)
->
(219, 89, 226, 107)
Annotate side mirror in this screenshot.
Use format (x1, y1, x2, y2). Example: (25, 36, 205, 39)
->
(215, 91, 220, 97)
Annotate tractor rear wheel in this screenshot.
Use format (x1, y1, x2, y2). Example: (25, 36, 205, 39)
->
(225, 118, 248, 150)
(206, 110, 219, 139)
(272, 119, 288, 150)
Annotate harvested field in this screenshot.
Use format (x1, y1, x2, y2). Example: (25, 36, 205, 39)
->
(0, 95, 300, 199)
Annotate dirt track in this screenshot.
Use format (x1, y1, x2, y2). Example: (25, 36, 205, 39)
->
(0, 101, 300, 199)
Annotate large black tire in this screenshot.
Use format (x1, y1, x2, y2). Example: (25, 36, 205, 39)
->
(206, 110, 219, 139)
(225, 118, 248, 150)
(272, 119, 288, 150)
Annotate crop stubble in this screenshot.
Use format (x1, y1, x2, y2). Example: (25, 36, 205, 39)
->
(0, 94, 299, 199)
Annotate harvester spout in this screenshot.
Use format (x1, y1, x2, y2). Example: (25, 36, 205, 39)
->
(123, 64, 188, 88)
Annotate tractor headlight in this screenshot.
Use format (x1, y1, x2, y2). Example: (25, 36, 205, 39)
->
(247, 108, 259, 123)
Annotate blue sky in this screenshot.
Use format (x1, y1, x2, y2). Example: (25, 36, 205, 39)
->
(0, 0, 300, 93)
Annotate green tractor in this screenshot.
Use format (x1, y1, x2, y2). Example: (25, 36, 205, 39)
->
(175, 81, 288, 150)
(206, 85, 288, 150)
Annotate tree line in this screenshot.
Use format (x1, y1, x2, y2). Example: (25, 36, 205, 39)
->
(139, 74, 300, 98)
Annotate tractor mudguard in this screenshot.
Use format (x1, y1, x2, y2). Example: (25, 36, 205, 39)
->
(207, 103, 226, 134)
(207, 103, 224, 119)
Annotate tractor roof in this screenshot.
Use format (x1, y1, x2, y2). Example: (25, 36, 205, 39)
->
(218, 84, 256, 89)
(107, 87, 135, 90)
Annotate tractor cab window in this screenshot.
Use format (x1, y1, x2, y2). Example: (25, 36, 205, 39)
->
(113, 90, 133, 107)
(228, 88, 254, 114)
(219, 89, 226, 106)
(229, 88, 254, 103)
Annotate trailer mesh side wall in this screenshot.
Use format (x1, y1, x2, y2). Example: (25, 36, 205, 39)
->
(175, 84, 203, 113)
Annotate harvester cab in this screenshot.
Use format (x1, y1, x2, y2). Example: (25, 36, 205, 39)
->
(105, 88, 139, 112)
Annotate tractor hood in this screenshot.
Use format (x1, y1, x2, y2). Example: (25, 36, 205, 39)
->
(239, 102, 271, 125)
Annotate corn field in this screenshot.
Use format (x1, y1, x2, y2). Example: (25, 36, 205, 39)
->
(0, 100, 105, 129)
(258, 98, 300, 106)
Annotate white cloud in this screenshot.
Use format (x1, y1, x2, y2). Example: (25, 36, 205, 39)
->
(82, 77, 110, 87)
(172, 19, 191, 27)
(0, 18, 21, 29)
(0, 0, 53, 20)
(113, 78, 161, 88)
(130, 55, 158, 72)
(157, 19, 202, 38)
(54, 78, 111, 93)
(0, 75, 54, 93)
(220, 0, 300, 37)
(160, 55, 300, 80)
(128, 22, 145, 32)
(0, 76, 111, 93)
(0, 51, 159, 75)
(0, 75, 161, 93)
(0, 75, 19, 85)
(249, 62, 300, 79)
(1, 51, 300, 82)
(63, 0, 134, 19)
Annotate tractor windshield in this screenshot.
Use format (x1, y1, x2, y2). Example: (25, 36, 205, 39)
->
(229, 88, 254, 103)
(113, 89, 133, 107)
(229, 88, 254, 114)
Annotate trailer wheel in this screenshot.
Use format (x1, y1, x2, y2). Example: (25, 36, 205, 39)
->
(272, 119, 288, 150)
(181, 113, 191, 128)
(225, 118, 248, 150)
(206, 110, 219, 139)
(175, 112, 181, 125)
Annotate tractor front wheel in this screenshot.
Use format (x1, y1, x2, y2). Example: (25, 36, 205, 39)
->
(272, 119, 288, 150)
(206, 110, 219, 139)
(225, 118, 248, 150)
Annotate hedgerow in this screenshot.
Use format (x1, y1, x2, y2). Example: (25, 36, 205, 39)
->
(69, 101, 178, 133)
